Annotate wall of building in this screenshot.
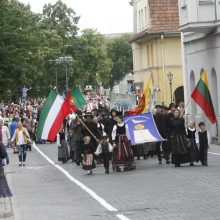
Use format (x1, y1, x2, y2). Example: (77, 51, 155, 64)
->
(132, 36, 183, 105)
(183, 32, 220, 137)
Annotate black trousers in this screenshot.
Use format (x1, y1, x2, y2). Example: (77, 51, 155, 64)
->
(156, 141, 170, 162)
(200, 144, 208, 165)
(102, 153, 110, 171)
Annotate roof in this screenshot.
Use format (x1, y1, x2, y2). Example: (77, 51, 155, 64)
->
(130, 0, 180, 42)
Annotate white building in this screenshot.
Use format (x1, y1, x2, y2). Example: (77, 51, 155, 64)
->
(178, 0, 220, 142)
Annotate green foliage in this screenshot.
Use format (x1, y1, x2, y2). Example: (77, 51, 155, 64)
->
(0, 0, 132, 100)
(106, 34, 133, 90)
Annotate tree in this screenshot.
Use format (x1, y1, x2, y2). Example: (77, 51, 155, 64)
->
(106, 34, 133, 90)
(68, 29, 112, 89)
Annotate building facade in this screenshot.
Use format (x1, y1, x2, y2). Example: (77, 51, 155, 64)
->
(130, 0, 184, 106)
(178, 0, 220, 141)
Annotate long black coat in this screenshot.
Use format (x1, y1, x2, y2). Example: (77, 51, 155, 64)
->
(154, 113, 168, 139)
(169, 117, 189, 164)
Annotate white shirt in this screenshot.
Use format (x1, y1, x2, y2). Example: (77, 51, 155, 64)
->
(0, 125, 10, 146)
(11, 128, 30, 145)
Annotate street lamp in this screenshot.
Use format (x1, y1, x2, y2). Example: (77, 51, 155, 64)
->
(56, 56, 73, 91)
(167, 72, 173, 103)
(48, 59, 59, 91)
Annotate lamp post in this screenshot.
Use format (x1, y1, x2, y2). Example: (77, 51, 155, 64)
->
(48, 59, 58, 91)
(167, 72, 173, 103)
(56, 56, 73, 91)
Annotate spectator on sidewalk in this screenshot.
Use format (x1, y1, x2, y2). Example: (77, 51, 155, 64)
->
(11, 121, 30, 166)
(0, 118, 10, 166)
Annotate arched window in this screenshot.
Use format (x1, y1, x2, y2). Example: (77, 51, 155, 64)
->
(190, 71, 196, 116)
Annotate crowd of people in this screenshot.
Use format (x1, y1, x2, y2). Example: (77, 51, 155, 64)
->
(0, 96, 210, 178)
(57, 100, 210, 175)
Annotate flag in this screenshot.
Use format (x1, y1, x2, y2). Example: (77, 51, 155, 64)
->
(65, 91, 78, 112)
(128, 78, 151, 115)
(36, 89, 72, 141)
(191, 70, 217, 124)
(124, 112, 165, 145)
(71, 87, 87, 109)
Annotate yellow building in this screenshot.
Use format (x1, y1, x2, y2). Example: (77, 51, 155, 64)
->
(130, 0, 184, 106)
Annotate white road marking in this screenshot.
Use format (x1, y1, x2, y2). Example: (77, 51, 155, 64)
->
(33, 142, 130, 220)
(208, 152, 220, 156)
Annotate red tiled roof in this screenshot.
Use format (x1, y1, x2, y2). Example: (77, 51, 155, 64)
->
(130, 0, 180, 42)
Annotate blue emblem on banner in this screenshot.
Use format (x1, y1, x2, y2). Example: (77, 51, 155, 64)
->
(124, 112, 165, 145)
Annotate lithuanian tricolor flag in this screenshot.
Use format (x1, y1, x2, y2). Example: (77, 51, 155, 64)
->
(191, 70, 217, 124)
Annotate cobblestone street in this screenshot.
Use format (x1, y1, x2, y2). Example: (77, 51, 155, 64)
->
(2, 143, 220, 220)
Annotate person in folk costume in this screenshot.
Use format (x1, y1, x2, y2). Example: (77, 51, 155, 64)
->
(95, 135, 113, 174)
(82, 112, 100, 155)
(57, 124, 69, 163)
(108, 109, 117, 144)
(198, 122, 210, 166)
(154, 105, 171, 164)
(186, 121, 200, 166)
(81, 136, 96, 175)
(112, 111, 135, 171)
(169, 109, 190, 167)
(68, 113, 83, 165)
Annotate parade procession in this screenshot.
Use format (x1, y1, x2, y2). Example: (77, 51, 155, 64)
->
(1, 0, 220, 219)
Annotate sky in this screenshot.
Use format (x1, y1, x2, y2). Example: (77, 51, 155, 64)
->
(18, 0, 133, 34)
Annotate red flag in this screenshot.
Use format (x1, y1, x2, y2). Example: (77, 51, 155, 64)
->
(65, 91, 78, 112)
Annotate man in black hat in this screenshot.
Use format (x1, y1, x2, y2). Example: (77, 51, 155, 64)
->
(82, 112, 100, 149)
(154, 105, 170, 164)
(108, 109, 117, 144)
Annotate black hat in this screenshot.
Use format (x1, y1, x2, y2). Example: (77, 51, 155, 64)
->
(169, 103, 176, 109)
(110, 108, 117, 114)
(84, 112, 93, 119)
(115, 111, 123, 118)
(155, 105, 162, 109)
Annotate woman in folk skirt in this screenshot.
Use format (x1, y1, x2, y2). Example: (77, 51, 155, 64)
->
(112, 112, 135, 172)
(82, 136, 96, 175)
(169, 110, 190, 167)
(57, 126, 69, 163)
(186, 121, 200, 166)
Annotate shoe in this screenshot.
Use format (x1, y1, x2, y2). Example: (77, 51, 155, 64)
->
(159, 161, 162, 165)
(166, 160, 170, 164)
(137, 156, 140, 160)
(6, 160, 9, 165)
(19, 163, 22, 166)
(22, 163, 25, 166)
(143, 155, 147, 160)
(105, 170, 109, 174)
(87, 170, 92, 175)
(203, 164, 208, 166)
(190, 163, 194, 166)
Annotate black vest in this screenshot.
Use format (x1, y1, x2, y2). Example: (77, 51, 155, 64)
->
(199, 131, 208, 145)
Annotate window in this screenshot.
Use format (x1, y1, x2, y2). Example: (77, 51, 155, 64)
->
(198, 0, 214, 4)
(141, 9, 144, 30)
(138, 10, 141, 31)
(180, 0, 187, 8)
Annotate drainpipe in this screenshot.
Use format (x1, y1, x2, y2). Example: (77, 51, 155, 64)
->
(161, 34, 166, 104)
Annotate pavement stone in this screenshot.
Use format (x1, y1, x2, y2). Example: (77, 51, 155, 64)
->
(2, 144, 220, 220)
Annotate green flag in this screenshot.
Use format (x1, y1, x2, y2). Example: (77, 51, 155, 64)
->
(71, 87, 87, 109)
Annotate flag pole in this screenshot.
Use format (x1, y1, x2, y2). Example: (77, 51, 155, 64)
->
(75, 114, 99, 142)
(180, 96, 192, 118)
